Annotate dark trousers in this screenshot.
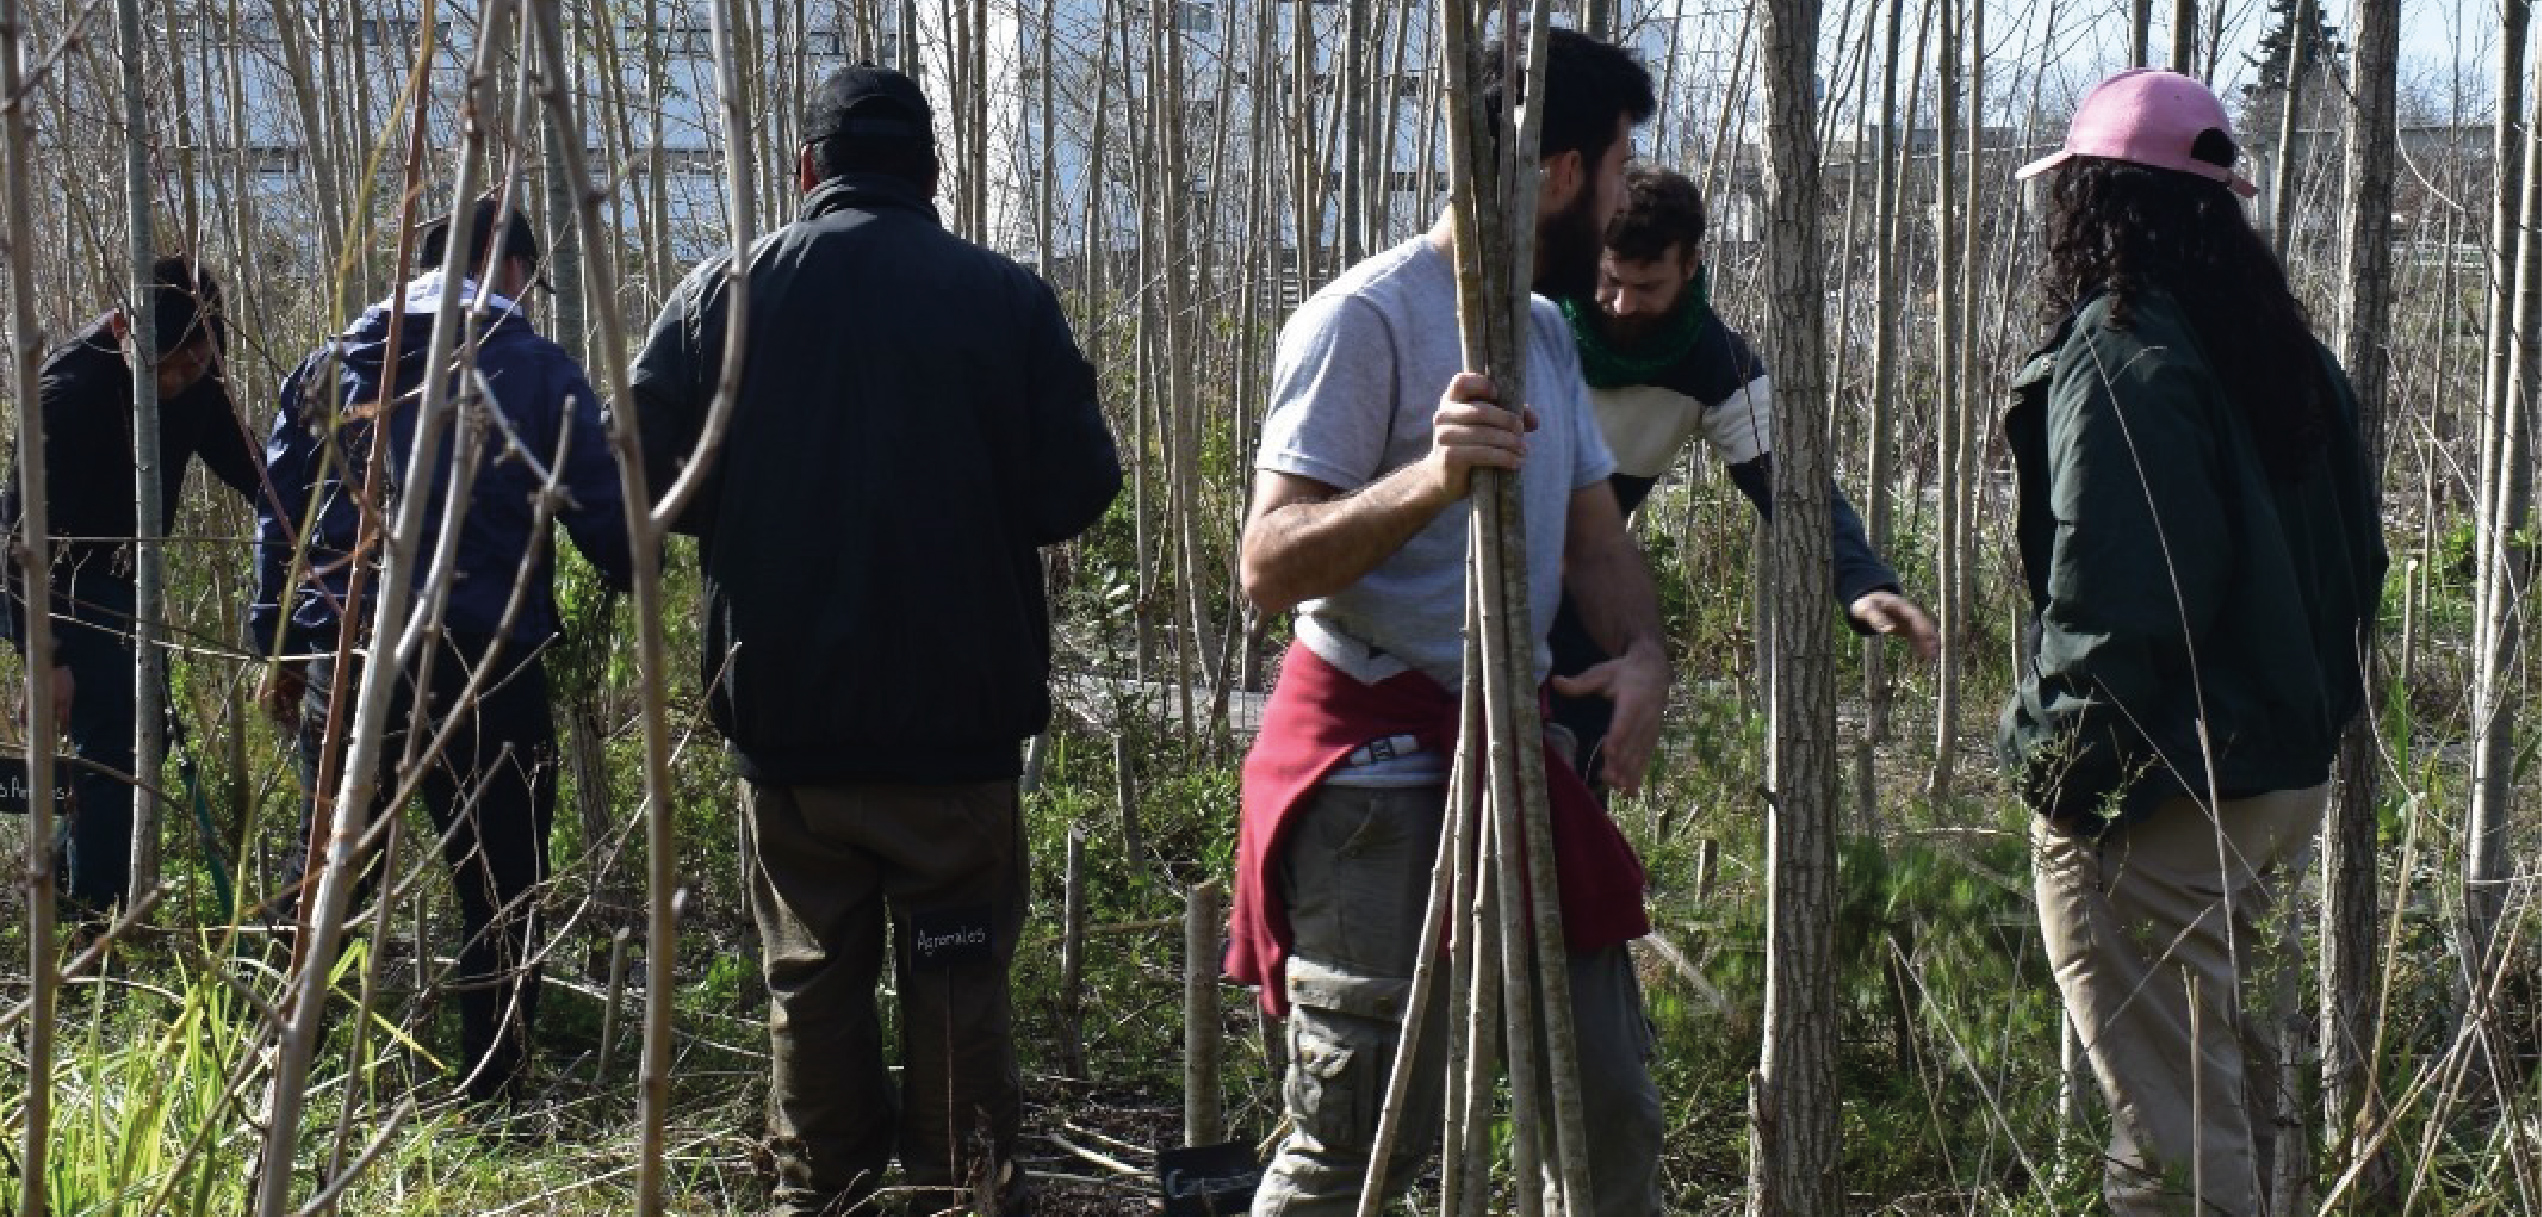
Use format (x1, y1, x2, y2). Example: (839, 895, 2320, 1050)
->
(1546, 594, 1616, 799)
(54, 571, 140, 918)
(289, 634, 557, 1102)
(743, 779, 1031, 1217)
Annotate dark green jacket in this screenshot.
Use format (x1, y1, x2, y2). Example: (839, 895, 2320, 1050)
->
(1998, 289, 2387, 832)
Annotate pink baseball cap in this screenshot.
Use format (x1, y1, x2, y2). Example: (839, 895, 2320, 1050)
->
(2015, 67, 2258, 198)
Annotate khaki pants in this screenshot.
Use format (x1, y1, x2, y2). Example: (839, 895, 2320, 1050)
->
(2034, 784, 2326, 1216)
(1252, 783, 1665, 1216)
(743, 780, 1030, 1217)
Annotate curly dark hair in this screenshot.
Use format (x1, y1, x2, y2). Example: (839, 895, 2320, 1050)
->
(2039, 156, 2332, 479)
(1605, 166, 1706, 262)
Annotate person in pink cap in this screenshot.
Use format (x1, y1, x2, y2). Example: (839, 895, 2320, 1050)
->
(1999, 68, 2386, 1215)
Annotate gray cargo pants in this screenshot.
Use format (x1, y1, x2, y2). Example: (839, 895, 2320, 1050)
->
(743, 780, 1032, 1217)
(1252, 782, 1666, 1216)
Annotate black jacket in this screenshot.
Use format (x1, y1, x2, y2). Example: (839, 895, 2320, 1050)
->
(3, 320, 265, 642)
(632, 174, 1122, 784)
(1998, 290, 2387, 831)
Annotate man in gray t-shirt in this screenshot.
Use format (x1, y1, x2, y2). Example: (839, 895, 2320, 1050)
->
(1257, 236, 1615, 694)
(1235, 29, 1671, 1217)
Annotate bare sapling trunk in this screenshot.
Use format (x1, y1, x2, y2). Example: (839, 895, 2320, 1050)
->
(2467, 9, 2540, 1063)
(528, 0, 756, 1207)
(119, 0, 165, 907)
(2477, 0, 2531, 568)
(2267, 0, 2310, 260)
(1925, 0, 1961, 800)
(1854, 0, 1906, 823)
(2323, 0, 2398, 1200)
(1748, 0, 1843, 1208)
(6, 0, 66, 1202)
(255, 1, 520, 1211)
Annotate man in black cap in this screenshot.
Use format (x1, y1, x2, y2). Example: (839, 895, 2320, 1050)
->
(3, 256, 264, 920)
(253, 195, 633, 1103)
(635, 64, 1119, 1216)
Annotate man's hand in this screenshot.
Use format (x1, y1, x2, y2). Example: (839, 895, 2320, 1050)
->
(47, 664, 72, 727)
(1420, 372, 1537, 505)
(1238, 371, 1543, 616)
(1549, 641, 1670, 796)
(258, 661, 308, 731)
(1849, 590, 1940, 661)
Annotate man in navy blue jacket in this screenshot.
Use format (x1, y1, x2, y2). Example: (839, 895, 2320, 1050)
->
(251, 198, 633, 1103)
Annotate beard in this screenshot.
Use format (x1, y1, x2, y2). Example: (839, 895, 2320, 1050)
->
(1607, 303, 1669, 347)
(1532, 189, 1603, 303)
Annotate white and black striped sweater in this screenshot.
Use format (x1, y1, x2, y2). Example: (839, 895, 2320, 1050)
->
(1582, 316, 1896, 603)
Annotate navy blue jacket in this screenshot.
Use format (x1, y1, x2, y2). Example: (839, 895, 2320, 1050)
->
(250, 293, 633, 657)
(632, 174, 1121, 784)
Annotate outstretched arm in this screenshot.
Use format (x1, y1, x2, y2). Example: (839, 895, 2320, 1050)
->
(1728, 452, 1935, 657)
(1553, 481, 1670, 795)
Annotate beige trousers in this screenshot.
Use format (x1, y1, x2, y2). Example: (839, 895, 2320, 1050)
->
(2033, 783, 2327, 1217)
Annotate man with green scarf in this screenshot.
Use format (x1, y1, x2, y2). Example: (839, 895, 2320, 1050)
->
(1548, 166, 1935, 790)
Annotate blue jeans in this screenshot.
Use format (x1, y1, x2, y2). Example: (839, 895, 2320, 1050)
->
(1253, 782, 1666, 1216)
(52, 570, 140, 917)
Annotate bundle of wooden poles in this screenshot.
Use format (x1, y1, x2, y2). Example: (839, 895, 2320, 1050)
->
(1350, 2, 1597, 1213)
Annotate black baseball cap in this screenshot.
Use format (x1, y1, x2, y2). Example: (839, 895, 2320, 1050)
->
(417, 196, 541, 276)
(804, 64, 933, 144)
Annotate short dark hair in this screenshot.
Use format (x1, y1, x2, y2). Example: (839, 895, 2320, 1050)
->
(1477, 27, 1655, 171)
(149, 255, 222, 353)
(1606, 166, 1707, 262)
(807, 132, 939, 186)
(418, 196, 540, 278)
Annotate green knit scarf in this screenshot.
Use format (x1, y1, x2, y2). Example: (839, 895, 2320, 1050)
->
(1560, 264, 1713, 390)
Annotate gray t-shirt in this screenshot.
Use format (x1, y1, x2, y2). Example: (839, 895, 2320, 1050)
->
(1257, 236, 1615, 692)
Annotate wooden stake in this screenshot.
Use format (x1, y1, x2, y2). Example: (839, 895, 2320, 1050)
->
(1184, 880, 1223, 1146)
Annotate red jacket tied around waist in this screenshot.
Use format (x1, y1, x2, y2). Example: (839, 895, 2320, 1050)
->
(1225, 640, 1652, 1018)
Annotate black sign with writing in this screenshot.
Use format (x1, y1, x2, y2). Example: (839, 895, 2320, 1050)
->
(906, 904, 995, 971)
(0, 754, 75, 816)
(1157, 1143, 1261, 1216)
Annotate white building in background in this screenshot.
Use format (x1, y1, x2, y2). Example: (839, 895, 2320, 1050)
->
(124, 0, 1674, 292)
(913, 0, 1674, 272)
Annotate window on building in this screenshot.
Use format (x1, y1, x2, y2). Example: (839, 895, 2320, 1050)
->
(359, 17, 451, 46)
(642, 23, 714, 56)
(1174, 0, 1213, 32)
